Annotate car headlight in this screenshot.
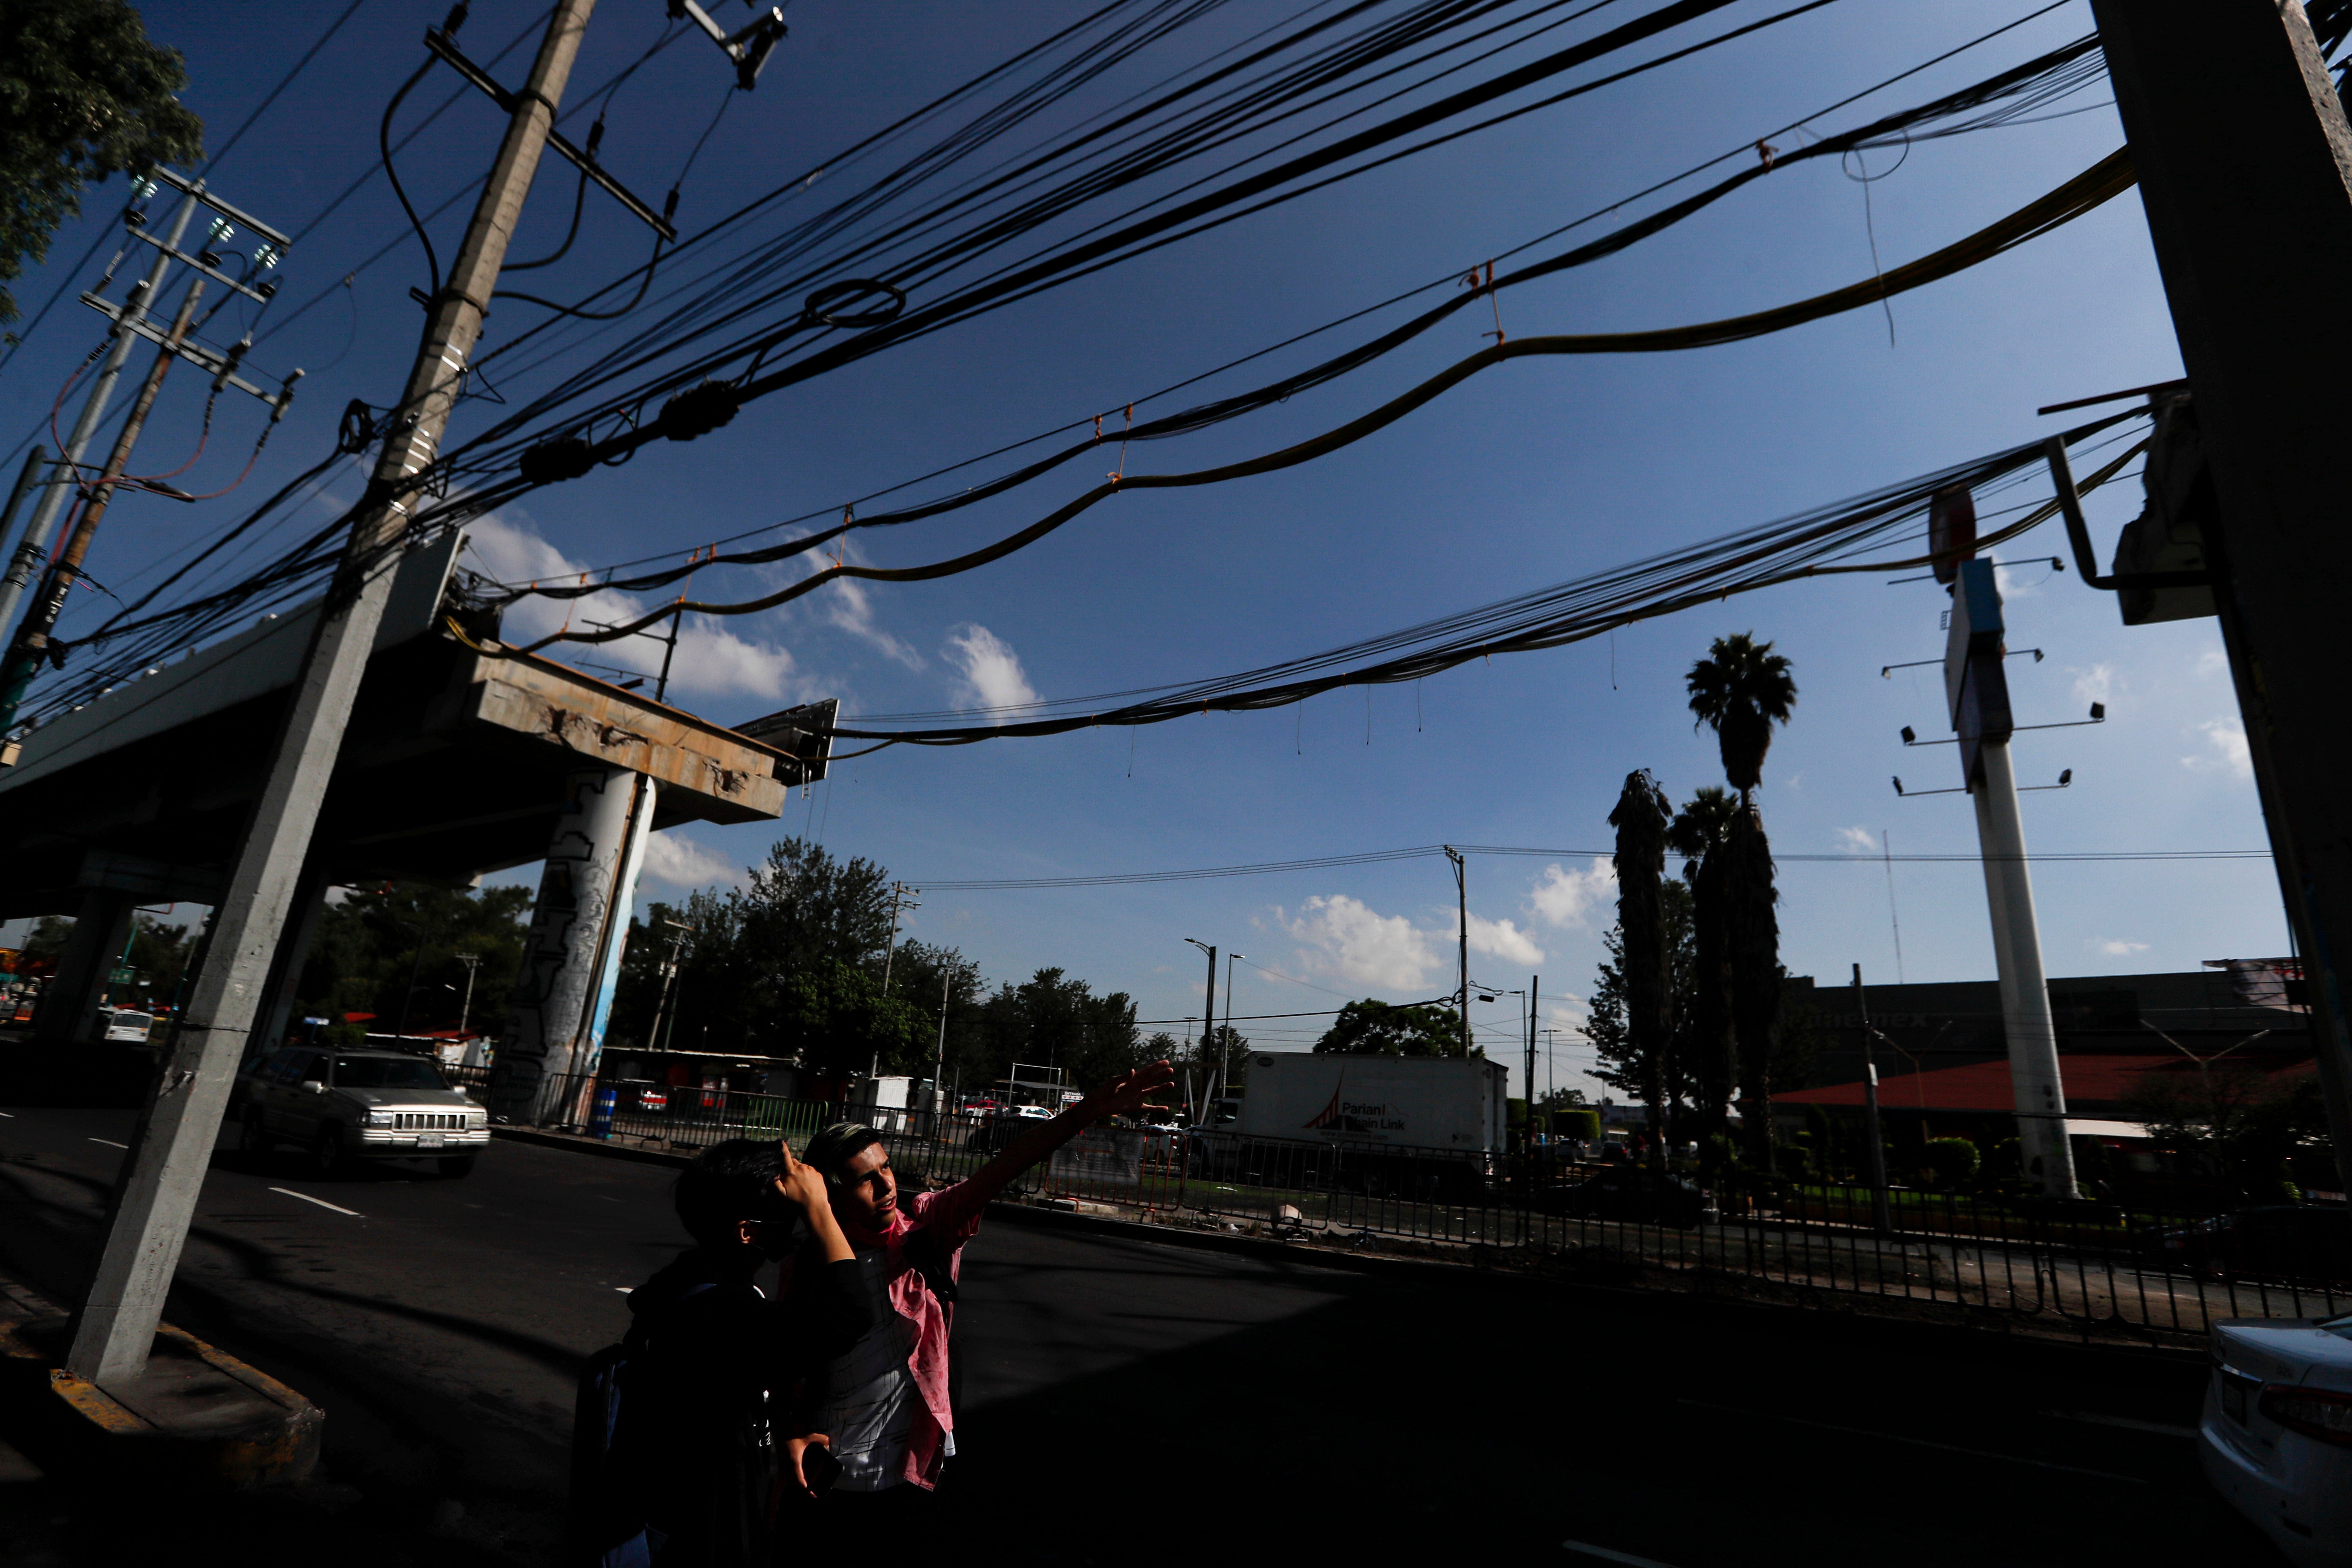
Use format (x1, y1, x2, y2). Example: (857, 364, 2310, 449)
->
(362, 1111, 395, 1127)
(469, 1111, 487, 1127)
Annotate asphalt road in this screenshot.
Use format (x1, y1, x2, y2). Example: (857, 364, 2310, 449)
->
(0, 1105, 2287, 1566)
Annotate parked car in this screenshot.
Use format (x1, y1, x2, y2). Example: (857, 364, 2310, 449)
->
(234, 1047, 489, 1177)
(968, 1103, 1052, 1152)
(2142, 1206, 2352, 1286)
(2202, 1314, 2352, 1566)
(1534, 1165, 1713, 1228)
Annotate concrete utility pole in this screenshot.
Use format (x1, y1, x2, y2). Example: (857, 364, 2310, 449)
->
(2089, 1, 2352, 1197)
(1942, 560, 2075, 1197)
(69, 0, 600, 1387)
(1850, 964, 1893, 1234)
(1445, 846, 1469, 1056)
(0, 281, 206, 700)
(1184, 936, 1215, 1102)
(879, 881, 920, 994)
(0, 189, 200, 647)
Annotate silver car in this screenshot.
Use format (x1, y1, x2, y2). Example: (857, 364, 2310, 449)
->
(236, 1047, 489, 1178)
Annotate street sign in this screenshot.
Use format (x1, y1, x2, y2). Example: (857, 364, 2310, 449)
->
(108, 967, 136, 985)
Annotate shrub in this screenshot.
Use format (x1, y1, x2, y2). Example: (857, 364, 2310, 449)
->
(1922, 1136, 1980, 1189)
(1556, 1108, 1601, 1143)
(1773, 1143, 1811, 1181)
(1982, 1136, 2022, 1181)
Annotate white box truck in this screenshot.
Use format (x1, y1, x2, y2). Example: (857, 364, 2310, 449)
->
(1190, 1052, 1509, 1196)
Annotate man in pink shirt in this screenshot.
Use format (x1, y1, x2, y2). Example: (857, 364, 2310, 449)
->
(779, 1060, 1175, 1521)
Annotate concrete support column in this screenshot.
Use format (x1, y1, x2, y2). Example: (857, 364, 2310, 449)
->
(35, 890, 135, 1046)
(253, 859, 335, 1063)
(489, 768, 640, 1124)
(1972, 740, 2076, 1197)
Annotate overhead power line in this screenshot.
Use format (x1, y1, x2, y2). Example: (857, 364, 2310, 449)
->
(915, 845, 2276, 891)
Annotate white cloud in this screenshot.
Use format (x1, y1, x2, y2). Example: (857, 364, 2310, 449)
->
(1466, 912, 1545, 966)
(466, 514, 801, 704)
(943, 623, 1038, 715)
(1528, 858, 1614, 928)
(2195, 646, 2229, 680)
(639, 832, 742, 890)
(2071, 662, 2117, 709)
(2181, 717, 2251, 779)
(2091, 938, 2149, 957)
(1279, 895, 1439, 991)
(1835, 826, 1878, 855)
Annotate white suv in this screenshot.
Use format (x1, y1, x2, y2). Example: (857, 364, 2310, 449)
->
(236, 1047, 489, 1177)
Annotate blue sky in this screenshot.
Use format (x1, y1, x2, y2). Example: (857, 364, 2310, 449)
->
(0, 2, 2282, 1097)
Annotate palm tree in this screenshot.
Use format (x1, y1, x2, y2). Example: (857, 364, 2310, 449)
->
(1669, 788, 1737, 1173)
(1684, 633, 1798, 804)
(1609, 771, 1672, 1154)
(1686, 634, 1797, 1178)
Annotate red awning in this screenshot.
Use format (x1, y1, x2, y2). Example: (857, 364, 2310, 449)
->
(1776, 1052, 2315, 1114)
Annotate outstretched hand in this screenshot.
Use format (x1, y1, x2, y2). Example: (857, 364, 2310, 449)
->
(1079, 1060, 1177, 1121)
(775, 1143, 830, 1216)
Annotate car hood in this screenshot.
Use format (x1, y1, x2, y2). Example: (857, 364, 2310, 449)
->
(333, 1087, 476, 1111)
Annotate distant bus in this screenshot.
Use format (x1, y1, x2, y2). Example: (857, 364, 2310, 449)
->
(100, 1009, 153, 1043)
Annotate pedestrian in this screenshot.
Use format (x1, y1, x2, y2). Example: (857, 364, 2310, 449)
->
(777, 1060, 1176, 1531)
(594, 1137, 871, 1566)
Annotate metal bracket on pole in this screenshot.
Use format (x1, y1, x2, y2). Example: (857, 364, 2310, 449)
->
(667, 0, 787, 90)
(75, 292, 297, 414)
(424, 28, 680, 240)
(2045, 435, 2210, 591)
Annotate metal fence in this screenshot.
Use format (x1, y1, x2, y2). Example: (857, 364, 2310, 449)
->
(448, 1062, 2346, 1341)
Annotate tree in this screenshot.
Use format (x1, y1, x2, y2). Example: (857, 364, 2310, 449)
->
(1669, 788, 1737, 1167)
(1608, 770, 1672, 1147)
(1684, 632, 1798, 804)
(1588, 877, 1696, 1118)
(1724, 805, 1780, 1172)
(1687, 634, 1797, 1176)
(2122, 1059, 2331, 1202)
(298, 881, 533, 1043)
(1313, 998, 1464, 1057)
(0, 0, 203, 328)
(774, 958, 929, 1077)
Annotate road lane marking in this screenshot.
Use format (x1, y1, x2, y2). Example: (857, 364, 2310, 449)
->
(89, 1138, 127, 1149)
(0, 1110, 15, 1117)
(613, 1287, 632, 1294)
(1673, 1399, 2147, 1484)
(2044, 1409, 2197, 1439)
(268, 1187, 362, 1217)
(1563, 1544, 1679, 1567)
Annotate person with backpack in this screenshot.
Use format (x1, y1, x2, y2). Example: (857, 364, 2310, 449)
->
(579, 1138, 873, 1567)
(778, 1059, 1176, 1534)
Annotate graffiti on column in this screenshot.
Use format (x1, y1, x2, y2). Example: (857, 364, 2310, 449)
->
(491, 770, 626, 1112)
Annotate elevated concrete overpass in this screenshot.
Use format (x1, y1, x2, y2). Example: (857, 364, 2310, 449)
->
(0, 531, 829, 1106)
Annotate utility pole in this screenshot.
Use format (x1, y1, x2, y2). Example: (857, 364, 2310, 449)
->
(1444, 847, 1469, 1056)
(0, 280, 206, 707)
(879, 882, 920, 994)
(452, 952, 482, 1037)
(1525, 973, 1538, 1156)
(1850, 964, 1893, 1235)
(643, 919, 695, 1057)
(1218, 950, 1243, 1104)
(0, 450, 50, 612)
(67, 0, 600, 1387)
(2088, 2, 2352, 1199)
(0, 188, 199, 646)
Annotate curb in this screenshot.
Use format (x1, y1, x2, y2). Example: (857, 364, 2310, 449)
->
(493, 1124, 690, 1168)
(980, 1200, 2211, 1378)
(0, 1281, 322, 1490)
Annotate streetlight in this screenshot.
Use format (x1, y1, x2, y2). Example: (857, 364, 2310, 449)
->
(1183, 937, 1216, 1103)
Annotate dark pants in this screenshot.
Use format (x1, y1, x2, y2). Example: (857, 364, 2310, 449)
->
(777, 1480, 944, 1557)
